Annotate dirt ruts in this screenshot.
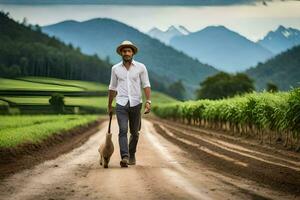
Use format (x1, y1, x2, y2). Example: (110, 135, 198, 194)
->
(150, 117, 300, 196)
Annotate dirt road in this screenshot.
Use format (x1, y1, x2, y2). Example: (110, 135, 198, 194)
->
(0, 117, 299, 200)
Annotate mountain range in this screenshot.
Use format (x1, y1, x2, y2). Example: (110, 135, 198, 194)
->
(154, 24, 299, 91)
(168, 25, 274, 72)
(257, 25, 300, 54)
(246, 44, 300, 91)
(148, 25, 190, 44)
(148, 25, 300, 73)
(0, 11, 112, 84)
(1, 10, 299, 99)
(41, 18, 219, 99)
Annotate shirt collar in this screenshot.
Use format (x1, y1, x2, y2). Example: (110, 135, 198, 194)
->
(121, 59, 136, 68)
(132, 59, 136, 66)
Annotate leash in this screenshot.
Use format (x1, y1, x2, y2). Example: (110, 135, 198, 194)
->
(108, 112, 113, 134)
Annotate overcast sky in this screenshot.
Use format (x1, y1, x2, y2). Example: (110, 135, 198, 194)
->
(1, 0, 300, 41)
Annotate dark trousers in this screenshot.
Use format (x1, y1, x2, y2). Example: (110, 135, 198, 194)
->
(116, 100, 142, 159)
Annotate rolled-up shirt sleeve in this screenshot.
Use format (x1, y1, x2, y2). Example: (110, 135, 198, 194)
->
(108, 67, 118, 91)
(140, 64, 151, 88)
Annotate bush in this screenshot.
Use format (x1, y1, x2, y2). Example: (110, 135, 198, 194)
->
(49, 93, 65, 113)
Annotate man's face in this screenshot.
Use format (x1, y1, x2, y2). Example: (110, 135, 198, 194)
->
(121, 47, 134, 62)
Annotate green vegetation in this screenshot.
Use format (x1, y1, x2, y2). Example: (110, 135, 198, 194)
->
(144, 90, 179, 105)
(196, 72, 255, 100)
(0, 114, 102, 148)
(0, 11, 111, 83)
(1, 92, 175, 110)
(1, 96, 52, 105)
(0, 77, 177, 114)
(0, 100, 8, 105)
(165, 80, 186, 101)
(1, 96, 108, 107)
(0, 77, 109, 114)
(0, 10, 219, 99)
(246, 45, 300, 91)
(0, 78, 83, 91)
(19, 76, 108, 91)
(153, 88, 300, 151)
(266, 82, 279, 93)
(49, 93, 65, 113)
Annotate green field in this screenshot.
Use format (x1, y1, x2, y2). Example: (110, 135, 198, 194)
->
(0, 99, 8, 106)
(0, 76, 177, 148)
(0, 78, 84, 91)
(1, 92, 176, 108)
(152, 88, 300, 150)
(0, 114, 103, 148)
(0, 77, 178, 114)
(150, 91, 179, 104)
(1, 96, 110, 108)
(17, 77, 108, 91)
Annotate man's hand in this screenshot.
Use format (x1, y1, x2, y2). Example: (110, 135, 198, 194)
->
(144, 102, 151, 114)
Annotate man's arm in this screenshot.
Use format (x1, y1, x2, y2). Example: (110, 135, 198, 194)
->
(140, 65, 151, 114)
(108, 67, 118, 114)
(144, 86, 151, 101)
(140, 64, 151, 101)
(108, 90, 117, 106)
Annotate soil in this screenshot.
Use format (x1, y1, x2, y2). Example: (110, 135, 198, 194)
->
(0, 115, 299, 200)
(0, 118, 106, 180)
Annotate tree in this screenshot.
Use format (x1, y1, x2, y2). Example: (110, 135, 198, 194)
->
(0, 12, 111, 83)
(266, 82, 278, 92)
(167, 79, 186, 101)
(34, 24, 41, 33)
(0, 64, 21, 78)
(22, 17, 28, 26)
(105, 55, 111, 64)
(49, 93, 65, 113)
(196, 72, 254, 100)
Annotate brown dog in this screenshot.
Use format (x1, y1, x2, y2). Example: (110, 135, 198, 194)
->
(98, 132, 114, 168)
(98, 113, 114, 168)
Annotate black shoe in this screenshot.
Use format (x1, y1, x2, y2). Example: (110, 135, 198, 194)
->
(120, 156, 129, 167)
(128, 154, 136, 165)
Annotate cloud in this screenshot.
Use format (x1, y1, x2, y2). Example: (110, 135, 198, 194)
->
(0, 0, 281, 6)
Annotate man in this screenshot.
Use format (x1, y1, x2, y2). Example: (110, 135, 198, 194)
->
(107, 40, 151, 168)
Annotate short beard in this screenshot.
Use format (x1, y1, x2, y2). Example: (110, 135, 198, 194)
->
(122, 56, 132, 63)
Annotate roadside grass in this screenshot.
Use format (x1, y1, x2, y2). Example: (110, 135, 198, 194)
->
(0, 114, 104, 148)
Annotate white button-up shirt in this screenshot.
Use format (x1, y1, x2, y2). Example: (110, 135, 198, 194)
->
(108, 59, 151, 107)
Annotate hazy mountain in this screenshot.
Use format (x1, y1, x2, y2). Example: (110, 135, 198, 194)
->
(41, 18, 219, 99)
(0, 0, 269, 6)
(257, 25, 300, 54)
(148, 25, 190, 44)
(245, 45, 300, 91)
(169, 25, 274, 73)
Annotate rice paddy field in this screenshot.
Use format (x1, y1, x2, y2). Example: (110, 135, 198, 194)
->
(0, 77, 177, 113)
(0, 78, 84, 91)
(15, 77, 108, 91)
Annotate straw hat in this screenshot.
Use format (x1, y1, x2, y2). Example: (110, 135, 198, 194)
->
(116, 40, 138, 55)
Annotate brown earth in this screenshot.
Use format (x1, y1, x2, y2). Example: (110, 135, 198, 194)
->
(0, 115, 299, 200)
(0, 118, 106, 180)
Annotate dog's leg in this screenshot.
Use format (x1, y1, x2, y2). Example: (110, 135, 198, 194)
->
(103, 157, 108, 168)
(100, 154, 103, 166)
